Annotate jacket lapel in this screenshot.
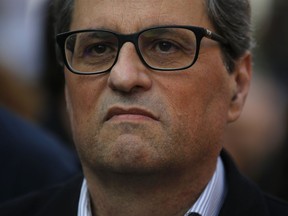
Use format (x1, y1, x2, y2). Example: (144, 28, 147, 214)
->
(219, 151, 270, 216)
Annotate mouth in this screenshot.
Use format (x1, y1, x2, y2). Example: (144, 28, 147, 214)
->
(105, 106, 159, 122)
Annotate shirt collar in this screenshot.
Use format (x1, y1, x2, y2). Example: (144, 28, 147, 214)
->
(78, 157, 226, 216)
(78, 178, 92, 216)
(185, 157, 226, 216)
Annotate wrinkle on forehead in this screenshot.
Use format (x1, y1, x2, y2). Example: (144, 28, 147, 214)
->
(71, 0, 210, 33)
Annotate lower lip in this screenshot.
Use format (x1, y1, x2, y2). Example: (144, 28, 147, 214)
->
(108, 114, 155, 122)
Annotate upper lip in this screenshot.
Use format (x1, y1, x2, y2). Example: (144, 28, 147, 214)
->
(105, 106, 159, 121)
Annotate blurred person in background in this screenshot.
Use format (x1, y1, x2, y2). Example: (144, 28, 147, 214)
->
(0, 0, 80, 204)
(0, 0, 47, 120)
(0, 106, 80, 204)
(0, 0, 71, 143)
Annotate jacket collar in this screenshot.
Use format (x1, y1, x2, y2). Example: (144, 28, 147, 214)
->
(219, 150, 270, 216)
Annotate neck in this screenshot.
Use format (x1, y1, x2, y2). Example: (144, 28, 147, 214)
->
(84, 164, 216, 216)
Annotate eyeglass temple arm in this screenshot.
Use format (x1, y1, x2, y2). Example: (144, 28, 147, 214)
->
(205, 29, 228, 45)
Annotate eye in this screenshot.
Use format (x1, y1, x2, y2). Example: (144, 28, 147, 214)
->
(157, 41, 173, 52)
(155, 41, 178, 53)
(92, 44, 107, 54)
(85, 43, 111, 56)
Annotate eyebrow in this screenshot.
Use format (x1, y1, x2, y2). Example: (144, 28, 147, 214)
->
(77, 32, 113, 40)
(142, 28, 193, 42)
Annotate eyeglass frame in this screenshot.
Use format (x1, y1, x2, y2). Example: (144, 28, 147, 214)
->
(56, 25, 228, 75)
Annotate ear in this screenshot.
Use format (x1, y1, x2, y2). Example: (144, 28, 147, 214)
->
(227, 51, 252, 123)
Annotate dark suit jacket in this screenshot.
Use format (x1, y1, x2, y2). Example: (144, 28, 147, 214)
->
(0, 107, 81, 204)
(1, 151, 288, 216)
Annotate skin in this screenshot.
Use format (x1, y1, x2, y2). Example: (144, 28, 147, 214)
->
(65, 0, 251, 215)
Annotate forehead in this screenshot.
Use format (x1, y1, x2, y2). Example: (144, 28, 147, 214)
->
(71, 0, 211, 32)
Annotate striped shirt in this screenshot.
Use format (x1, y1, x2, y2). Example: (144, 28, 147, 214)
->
(78, 157, 226, 216)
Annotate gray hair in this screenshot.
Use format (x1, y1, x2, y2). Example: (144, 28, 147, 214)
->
(52, 0, 252, 72)
(206, 0, 252, 72)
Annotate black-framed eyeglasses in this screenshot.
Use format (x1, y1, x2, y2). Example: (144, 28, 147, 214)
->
(56, 25, 227, 75)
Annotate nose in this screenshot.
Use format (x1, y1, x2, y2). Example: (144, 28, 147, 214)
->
(107, 43, 152, 93)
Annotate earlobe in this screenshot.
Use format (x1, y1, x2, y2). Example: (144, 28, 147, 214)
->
(227, 52, 252, 123)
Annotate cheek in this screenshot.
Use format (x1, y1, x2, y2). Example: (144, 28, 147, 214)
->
(65, 72, 108, 136)
(160, 73, 228, 118)
(157, 67, 231, 151)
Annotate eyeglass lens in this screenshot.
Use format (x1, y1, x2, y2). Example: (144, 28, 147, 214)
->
(64, 28, 198, 73)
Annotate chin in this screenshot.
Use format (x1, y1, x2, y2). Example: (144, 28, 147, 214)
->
(82, 138, 171, 176)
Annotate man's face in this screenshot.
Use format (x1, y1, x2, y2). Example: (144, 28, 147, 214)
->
(65, 0, 247, 175)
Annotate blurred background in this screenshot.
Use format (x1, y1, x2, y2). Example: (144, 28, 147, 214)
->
(0, 0, 72, 144)
(224, 0, 288, 201)
(0, 0, 287, 201)
(0, 0, 80, 204)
